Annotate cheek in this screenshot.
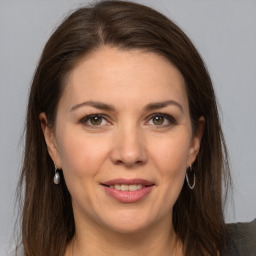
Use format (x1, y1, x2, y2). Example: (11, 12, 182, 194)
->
(150, 133, 191, 173)
(149, 132, 191, 197)
(56, 128, 110, 179)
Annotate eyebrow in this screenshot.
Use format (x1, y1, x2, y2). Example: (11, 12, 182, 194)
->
(144, 100, 184, 113)
(70, 101, 115, 112)
(70, 100, 183, 113)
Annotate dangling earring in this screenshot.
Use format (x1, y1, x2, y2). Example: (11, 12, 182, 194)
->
(186, 165, 195, 189)
(53, 162, 60, 185)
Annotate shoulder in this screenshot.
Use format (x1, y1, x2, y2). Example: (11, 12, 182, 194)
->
(222, 218, 256, 256)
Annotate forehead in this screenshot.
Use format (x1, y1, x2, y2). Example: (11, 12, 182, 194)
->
(60, 47, 188, 111)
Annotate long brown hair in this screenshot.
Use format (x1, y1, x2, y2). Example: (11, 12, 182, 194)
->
(18, 1, 231, 255)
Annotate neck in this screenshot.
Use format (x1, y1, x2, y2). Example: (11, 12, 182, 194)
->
(66, 216, 183, 256)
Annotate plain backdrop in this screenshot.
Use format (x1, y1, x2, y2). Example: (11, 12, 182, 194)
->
(0, 0, 255, 255)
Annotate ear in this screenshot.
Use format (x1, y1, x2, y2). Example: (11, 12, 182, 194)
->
(39, 113, 62, 169)
(187, 116, 205, 166)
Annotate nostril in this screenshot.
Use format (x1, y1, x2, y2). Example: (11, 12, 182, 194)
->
(115, 160, 124, 165)
(112, 159, 144, 167)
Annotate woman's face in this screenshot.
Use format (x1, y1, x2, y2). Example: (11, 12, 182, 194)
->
(42, 47, 202, 234)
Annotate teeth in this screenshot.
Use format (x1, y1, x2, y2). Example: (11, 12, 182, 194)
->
(109, 184, 144, 191)
(128, 184, 138, 191)
(137, 184, 143, 190)
(114, 184, 121, 190)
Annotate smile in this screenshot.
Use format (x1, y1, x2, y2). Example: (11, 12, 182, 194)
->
(108, 184, 143, 191)
(101, 179, 155, 203)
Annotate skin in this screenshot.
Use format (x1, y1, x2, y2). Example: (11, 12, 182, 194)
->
(40, 47, 204, 256)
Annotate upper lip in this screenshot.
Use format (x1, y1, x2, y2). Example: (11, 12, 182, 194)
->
(102, 178, 155, 186)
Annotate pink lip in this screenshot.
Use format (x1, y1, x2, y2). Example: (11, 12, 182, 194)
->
(102, 178, 154, 186)
(101, 178, 155, 203)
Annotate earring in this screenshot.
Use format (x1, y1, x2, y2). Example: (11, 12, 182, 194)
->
(186, 165, 195, 189)
(53, 162, 60, 185)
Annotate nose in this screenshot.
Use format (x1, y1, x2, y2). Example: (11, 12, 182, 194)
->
(110, 126, 148, 167)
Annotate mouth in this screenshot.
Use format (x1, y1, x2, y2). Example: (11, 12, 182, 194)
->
(102, 183, 153, 191)
(100, 178, 155, 203)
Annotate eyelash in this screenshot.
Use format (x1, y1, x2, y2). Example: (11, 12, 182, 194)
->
(79, 113, 177, 128)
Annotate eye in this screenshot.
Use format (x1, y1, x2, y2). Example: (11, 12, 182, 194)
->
(152, 115, 165, 125)
(89, 116, 103, 125)
(80, 114, 109, 127)
(147, 113, 176, 127)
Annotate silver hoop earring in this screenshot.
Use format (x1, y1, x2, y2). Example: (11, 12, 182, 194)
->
(53, 163, 60, 185)
(186, 165, 195, 190)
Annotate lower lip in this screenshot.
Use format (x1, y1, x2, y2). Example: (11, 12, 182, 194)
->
(102, 186, 154, 203)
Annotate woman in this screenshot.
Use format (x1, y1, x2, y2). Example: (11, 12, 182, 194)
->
(12, 1, 255, 255)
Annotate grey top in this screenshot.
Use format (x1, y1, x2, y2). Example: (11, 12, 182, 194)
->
(9, 219, 256, 256)
(221, 218, 256, 256)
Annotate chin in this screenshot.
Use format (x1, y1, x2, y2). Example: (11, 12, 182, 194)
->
(98, 209, 156, 234)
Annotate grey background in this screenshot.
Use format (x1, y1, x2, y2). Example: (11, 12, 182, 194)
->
(1, 0, 255, 254)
